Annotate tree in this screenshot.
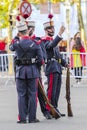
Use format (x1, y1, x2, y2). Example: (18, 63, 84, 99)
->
(76, 0, 86, 50)
(0, 0, 86, 46)
(69, 0, 86, 50)
(0, 0, 20, 29)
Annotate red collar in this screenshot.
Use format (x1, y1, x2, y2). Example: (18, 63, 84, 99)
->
(31, 35, 36, 40)
(30, 35, 41, 45)
(41, 36, 53, 41)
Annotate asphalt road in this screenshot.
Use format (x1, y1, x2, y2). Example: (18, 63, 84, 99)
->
(0, 77, 87, 130)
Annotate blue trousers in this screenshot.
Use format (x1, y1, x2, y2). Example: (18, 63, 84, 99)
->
(46, 72, 61, 109)
(16, 78, 37, 122)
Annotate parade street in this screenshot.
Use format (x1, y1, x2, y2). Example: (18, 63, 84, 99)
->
(0, 77, 87, 130)
(0, 0, 87, 130)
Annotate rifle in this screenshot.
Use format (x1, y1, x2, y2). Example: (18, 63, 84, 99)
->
(38, 80, 61, 119)
(66, 68, 73, 117)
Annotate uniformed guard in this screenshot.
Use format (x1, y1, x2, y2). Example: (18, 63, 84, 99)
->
(9, 21, 44, 123)
(41, 20, 69, 117)
(26, 19, 52, 119)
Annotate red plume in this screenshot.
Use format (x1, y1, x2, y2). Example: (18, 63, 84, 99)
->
(16, 16, 20, 21)
(23, 14, 29, 19)
(48, 14, 53, 19)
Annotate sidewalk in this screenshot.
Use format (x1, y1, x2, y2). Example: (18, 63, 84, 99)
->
(0, 78, 87, 130)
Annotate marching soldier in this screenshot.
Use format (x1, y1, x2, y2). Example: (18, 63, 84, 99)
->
(26, 19, 52, 119)
(41, 20, 69, 117)
(9, 21, 44, 123)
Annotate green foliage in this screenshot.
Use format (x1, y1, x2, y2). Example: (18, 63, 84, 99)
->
(27, 0, 65, 4)
(0, 0, 20, 29)
(0, 0, 79, 29)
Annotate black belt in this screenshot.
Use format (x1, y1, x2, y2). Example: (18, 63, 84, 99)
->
(15, 58, 36, 66)
(45, 58, 61, 64)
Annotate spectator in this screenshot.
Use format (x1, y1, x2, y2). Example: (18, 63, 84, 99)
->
(70, 37, 86, 84)
(0, 37, 8, 71)
(70, 31, 85, 52)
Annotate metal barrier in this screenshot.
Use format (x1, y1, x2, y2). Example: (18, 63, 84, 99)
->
(0, 53, 14, 74)
(61, 52, 87, 78)
(0, 52, 87, 86)
(0, 53, 15, 86)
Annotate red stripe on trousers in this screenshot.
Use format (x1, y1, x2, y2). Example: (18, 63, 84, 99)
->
(36, 78, 39, 107)
(46, 73, 53, 111)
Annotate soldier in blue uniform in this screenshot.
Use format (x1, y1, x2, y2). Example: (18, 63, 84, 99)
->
(26, 20, 52, 119)
(41, 20, 69, 117)
(9, 21, 44, 123)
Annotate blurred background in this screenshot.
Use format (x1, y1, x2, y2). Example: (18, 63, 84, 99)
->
(0, 0, 87, 86)
(0, 0, 87, 51)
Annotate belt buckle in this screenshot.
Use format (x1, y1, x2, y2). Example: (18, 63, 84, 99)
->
(58, 58, 61, 63)
(32, 58, 35, 63)
(45, 59, 47, 63)
(51, 58, 55, 61)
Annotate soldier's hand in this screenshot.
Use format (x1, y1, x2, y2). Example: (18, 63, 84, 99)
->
(66, 64, 70, 68)
(58, 25, 65, 36)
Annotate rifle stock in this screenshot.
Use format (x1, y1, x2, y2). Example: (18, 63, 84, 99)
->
(66, 68, 73, 117)
(38, 80, 61, 119)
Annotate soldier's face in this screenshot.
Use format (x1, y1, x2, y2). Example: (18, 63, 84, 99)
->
(46, 26, 55, 37)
